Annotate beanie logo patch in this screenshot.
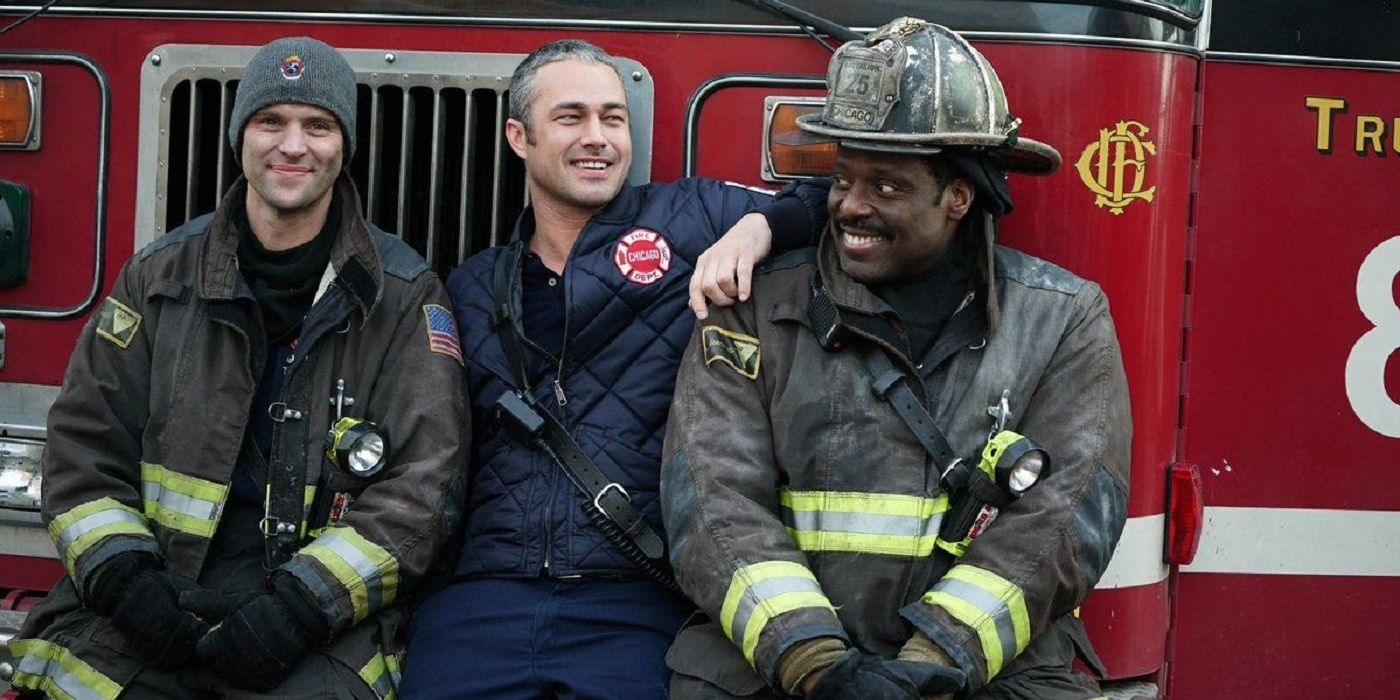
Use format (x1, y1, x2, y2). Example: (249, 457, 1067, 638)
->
(280, 54, 304, 80)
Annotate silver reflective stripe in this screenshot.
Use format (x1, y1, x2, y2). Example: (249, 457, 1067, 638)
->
(16, 654, 105, 700)
(285, 558, 340, 616)
(783, 507, 943, 538)
(147, 486, 220, 522)
(320, 533, 385, 612)
(729, 574, 825, 651)
(55, 509, 144, 559)
(932, 578, 1018, 665)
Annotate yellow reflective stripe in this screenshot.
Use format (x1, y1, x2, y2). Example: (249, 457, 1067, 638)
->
(924, 591, 1006, 677)
(780, 489, 948, 556)
(923, 565, 1030, 679)
(358, 649, 398, 700)
(785, 528, 939, 557)
(301, 526, 400, 624)
(781, 489, 944, 518)
(721, 561, 835, 665)
(9, 638, 122, 700)
(140, 462, 228, 538)
(48, 498, 150, 575)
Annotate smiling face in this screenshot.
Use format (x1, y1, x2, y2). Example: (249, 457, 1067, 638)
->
(241, 102, 344, 219)
(828, 146, 974, 285)
(505, 58, 631, 216)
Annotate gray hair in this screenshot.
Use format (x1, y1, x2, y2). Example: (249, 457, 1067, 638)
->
(508, 39, 623, 129)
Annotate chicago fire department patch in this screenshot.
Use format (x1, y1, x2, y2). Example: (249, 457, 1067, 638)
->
(613, 228, 672, 285)
(280, 54, 304, 80)
(95, 296, 142, 349)
(701, 325, 760, 379)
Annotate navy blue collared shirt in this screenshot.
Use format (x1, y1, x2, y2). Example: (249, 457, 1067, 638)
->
(520, 250, 566, 382)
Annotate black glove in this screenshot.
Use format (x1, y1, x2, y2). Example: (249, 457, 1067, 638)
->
(809, 648, 966, 700)
(190, 572, 330, 691)
(86, 552, 208, 668)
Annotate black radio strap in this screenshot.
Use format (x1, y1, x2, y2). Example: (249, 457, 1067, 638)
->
(865, 348, 961, 475)
(807, 274, 963, 478)
(490, 243, 675, 585)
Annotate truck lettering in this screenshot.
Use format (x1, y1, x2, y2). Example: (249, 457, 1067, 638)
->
(1306, 96, 1400, 155)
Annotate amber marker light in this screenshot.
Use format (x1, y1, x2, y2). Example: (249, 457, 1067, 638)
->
(763, 98, 836, 181)
(0, 73, 41, 150)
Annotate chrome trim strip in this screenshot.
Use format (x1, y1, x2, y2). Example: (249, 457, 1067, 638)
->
(1206, 52, 1400, 72)
(4, 7, 1201, 50)
(684, 74, 825, 178)
(0, 53, 109, 321)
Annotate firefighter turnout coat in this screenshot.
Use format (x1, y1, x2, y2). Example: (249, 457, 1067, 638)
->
(8, 176, 467, 699)
(660, 237, 1131, 695)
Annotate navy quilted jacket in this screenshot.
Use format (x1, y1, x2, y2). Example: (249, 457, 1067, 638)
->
(446, 177, 827, 577)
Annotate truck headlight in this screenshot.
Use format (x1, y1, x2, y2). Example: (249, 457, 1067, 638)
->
(0, 437, 43, 509)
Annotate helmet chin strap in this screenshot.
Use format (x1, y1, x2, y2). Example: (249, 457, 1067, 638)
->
(981, 208, 1001, 337)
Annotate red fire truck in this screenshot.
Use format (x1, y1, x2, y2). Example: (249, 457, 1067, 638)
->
(0, 1, 1396, 696)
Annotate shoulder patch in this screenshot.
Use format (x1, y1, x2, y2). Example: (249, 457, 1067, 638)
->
(95, 296, 142, 348)
(423, 304, 464, 366)
(371, 227, 432, 281)
(701, 325, 761, 379)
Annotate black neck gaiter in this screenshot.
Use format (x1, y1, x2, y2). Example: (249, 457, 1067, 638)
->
(235, 190, 341, 343)
(874, 240, 973, 360)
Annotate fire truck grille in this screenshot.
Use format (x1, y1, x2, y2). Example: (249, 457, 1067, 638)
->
(159, 76, 523, 272)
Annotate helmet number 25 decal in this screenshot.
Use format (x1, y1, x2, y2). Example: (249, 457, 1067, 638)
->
(1345, 235, 1400, 438)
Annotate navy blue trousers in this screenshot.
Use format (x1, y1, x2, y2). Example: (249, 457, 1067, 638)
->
(401, 578, 692, 699)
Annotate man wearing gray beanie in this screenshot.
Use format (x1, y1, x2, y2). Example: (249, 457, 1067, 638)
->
(7, 36, 466, 699)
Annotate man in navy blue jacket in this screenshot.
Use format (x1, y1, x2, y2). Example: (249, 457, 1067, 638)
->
(401, 39, 829, 697)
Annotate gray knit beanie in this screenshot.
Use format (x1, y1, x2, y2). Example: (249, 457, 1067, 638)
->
(228, 36, 357, 163)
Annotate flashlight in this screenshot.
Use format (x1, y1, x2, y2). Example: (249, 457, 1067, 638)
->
(937, 431, 1050, 556)
(982, 430, 1050, 496)
(325, 417, 389, 478)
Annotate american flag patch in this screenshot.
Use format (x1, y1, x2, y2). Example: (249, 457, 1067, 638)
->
(423, 304, 464, 366)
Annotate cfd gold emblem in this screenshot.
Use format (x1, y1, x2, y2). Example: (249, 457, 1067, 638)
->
(1075, 121, 1156, 215)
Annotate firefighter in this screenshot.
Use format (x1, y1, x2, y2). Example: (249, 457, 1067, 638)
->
(399, 39, 831, 697)
(660, 18, 1132, 699)
(6, 36, 466, 698)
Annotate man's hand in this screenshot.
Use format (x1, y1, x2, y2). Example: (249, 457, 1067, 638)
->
(689, 212, 772, 320)
(806, 648, 965, 699)
(87, 552, 209, 668)
(190, 572, 329, 690)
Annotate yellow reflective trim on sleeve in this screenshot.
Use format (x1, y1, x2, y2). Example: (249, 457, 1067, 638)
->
(924, 590, 1007, 678)
(8, 637, 122, 700)
(721, 561, 835, 666)
(923, 564, 1030, 679)
(300, 526, 400, 624)
(140, 462, 229, 538)
(48, 497, 151, 576)
(945, 565, 1030, 653)
(358, 648, 398, 700)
